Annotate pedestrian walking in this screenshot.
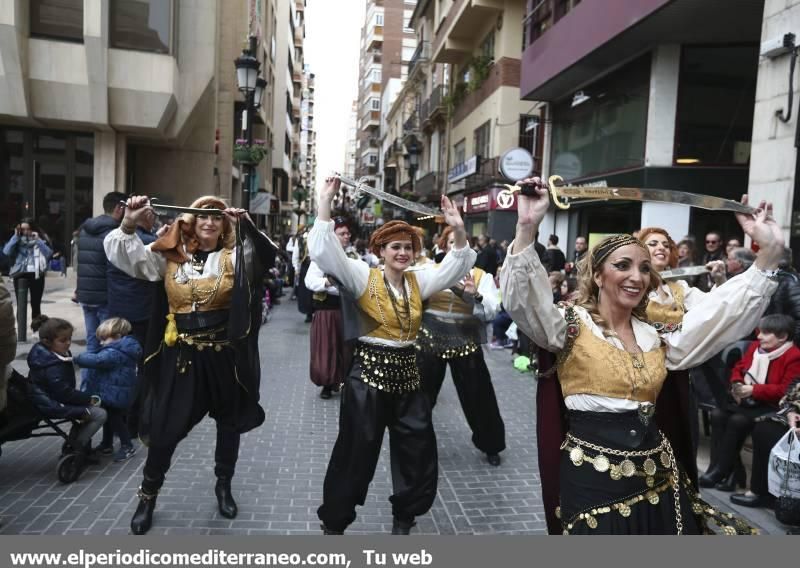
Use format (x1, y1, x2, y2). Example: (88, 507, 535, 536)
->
(3, 218, 52, 325)
(501, 177, 783, 534)
(104, 195, 277, 535)
(310, 176, 476, 535)
(416, 226, 506, 466)
(75, 317, 142, 463)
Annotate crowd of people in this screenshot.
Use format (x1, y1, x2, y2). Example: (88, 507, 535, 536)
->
(1, 177, 800, 536)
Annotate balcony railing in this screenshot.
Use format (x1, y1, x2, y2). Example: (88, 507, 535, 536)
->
(523, 0, 583, 50)
(407, 41, 430, 79)
(422, 85, 447, 125)
(414, 171, 443, 198)
(403, 113, 418, 136)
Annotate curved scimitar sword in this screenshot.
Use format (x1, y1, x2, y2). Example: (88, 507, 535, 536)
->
(335, 174, 441, 217)
(504, 175, 756, 214)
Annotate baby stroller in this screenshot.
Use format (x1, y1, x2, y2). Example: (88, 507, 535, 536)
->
(0, 370, 89, 483)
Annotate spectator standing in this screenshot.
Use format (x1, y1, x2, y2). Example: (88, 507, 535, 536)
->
(763, 247, 800, 346)
(697, 231, 725, 291)
(474, 234, 498, 276)
(543, 234, 566, 272)
(0, 279, 16, 415)
(565, 236, 587, 274)
(76, 192, 125, 355)
(3, 218, 53, 324)
(726, 238, 742, 256)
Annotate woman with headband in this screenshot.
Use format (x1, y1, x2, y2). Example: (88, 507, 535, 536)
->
(309, 176, 476, 535)
(104, 196, 277, 535)
(501, 178, 783, 534)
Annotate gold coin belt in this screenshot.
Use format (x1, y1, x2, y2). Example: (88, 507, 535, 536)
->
(417, 328, 480, 360)
(355, 345, 421, 394)
(175, 328, 231, 373)
(561, 431, 684, 534)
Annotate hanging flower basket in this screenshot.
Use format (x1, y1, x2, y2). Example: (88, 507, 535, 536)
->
(234, 139, 268, 165)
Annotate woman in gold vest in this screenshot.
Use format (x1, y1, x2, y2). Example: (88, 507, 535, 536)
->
(105, 195, 277, 535)
(501, 178, 784, 534)
(417, 225, 506, 466)
(309, 176, 476, 535)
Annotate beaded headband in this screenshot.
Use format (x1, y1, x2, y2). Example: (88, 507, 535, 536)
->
(591, 234, 648, 268)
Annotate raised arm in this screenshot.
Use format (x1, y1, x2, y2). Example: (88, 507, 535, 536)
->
(499, 177, 567, 352)
(103, 195, 166, 281)
(309, 176, 369, 296)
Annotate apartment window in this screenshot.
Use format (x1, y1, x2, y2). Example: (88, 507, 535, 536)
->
(473, 121, 491, 160)
(110, 0, 173, 54)
(375, 13, 384, 26)
(30, 0, 83, 42)
(480, 31, 495, 61)
(285, 134, 291, 157)
(371, 69, 382, 83)
(454, 139, 466, 165)
(370, 98, 381, 111)
(403, 10, 414, 32)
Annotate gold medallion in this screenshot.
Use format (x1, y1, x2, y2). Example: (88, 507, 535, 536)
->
(562, 529, 569, 536)
(646, 491, 660, 505)
(618, 504, 631, 518)
(691, 502, 703, 515)
(609, 464, 622, 480)
(643, 458, 657, 476)
(555, 506, 561, 520)
(646, 476, 655, 488)
(593, 454, 610, 473)
(586, 515, 598, 529)
(569, 446, 585, 466)
(660, 451, 671, 468)
(620, 458, 636, 478)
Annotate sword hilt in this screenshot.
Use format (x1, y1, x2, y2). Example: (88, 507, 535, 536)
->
(504, 175, 571, 210)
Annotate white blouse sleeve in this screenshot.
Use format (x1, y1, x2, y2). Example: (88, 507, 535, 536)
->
(476, 270, 501, 321)
(415, 244, 477, 301)
(500, 241, 566, 353)
(304, 261, 338, 294)
(103, 228, 166, 281)
(308, 220, 369, 297)
(678, 279, 707, 311)
(665, 266, 778, 370)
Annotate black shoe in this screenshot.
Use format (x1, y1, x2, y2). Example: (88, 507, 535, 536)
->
(486, 453, 501, 467)
(730, 493, 775, 509)
(305, 314, 313, 323)
(787, 527, 800, 535)
(391, 517, 416, 535)
(714, 462, 746, 491)
(698, 467, 727, 488)
(215, 477, 238, 519)
(320, 524, 344, 535)
(131, 490, 157, 535)
(320, 386, 332, 399)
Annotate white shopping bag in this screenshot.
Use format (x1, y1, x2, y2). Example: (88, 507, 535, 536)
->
(767, 429, 800, 498)
(506, 322, 518, 341)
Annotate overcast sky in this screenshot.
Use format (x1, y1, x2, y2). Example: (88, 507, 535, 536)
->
(305, 0, 365, 187)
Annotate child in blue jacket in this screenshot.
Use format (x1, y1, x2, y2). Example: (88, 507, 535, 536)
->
(76, 317, 142, 462)
(26, 317, 107, 466)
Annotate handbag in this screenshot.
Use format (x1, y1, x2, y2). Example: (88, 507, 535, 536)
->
(770, 430, 800, 526)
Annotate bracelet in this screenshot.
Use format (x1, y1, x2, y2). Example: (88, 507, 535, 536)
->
(120, 220, 137, 235)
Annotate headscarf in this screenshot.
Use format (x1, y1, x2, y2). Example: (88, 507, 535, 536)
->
(369, 220, 423, 256)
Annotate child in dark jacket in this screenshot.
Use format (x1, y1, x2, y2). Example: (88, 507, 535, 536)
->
(75, 317, 142, 462)
(26, 317, 107, 464)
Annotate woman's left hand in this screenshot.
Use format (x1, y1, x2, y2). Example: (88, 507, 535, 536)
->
(441, 195, 464, 229)
(224, 208, 252, 224)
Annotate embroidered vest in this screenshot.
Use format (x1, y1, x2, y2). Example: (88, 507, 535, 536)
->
(426, 267, 485, 316)
(164, 250, 235, 314)
(557, 317, 668, 404)
(646, 281, 686, 333)
(356, 268, 422, 341)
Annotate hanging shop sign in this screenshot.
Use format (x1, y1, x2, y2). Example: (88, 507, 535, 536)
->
(499, 147, 534, 181)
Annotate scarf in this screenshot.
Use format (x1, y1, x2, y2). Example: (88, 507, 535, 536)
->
(745, 341, 794, 385)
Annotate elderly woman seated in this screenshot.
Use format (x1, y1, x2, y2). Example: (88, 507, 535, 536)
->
(699, 314, 800, 491)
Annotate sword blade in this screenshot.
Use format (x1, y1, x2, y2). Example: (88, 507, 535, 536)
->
(150, 203, 226, 215)
(553, 183, 755, 214)
(336, 175, 441, 217)
(659, 266, 710, 280)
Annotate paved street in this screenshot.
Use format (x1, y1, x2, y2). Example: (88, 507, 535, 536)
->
(0, 276, 790, 535)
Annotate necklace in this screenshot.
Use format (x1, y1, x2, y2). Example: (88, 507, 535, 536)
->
(384, 275, 412, 342)
(605, 329, 650, 396)
(180, 250, 229, 311)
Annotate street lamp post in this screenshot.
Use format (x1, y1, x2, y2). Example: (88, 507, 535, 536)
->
(234, 36, 267, 211)
(404, 136, 421, 197)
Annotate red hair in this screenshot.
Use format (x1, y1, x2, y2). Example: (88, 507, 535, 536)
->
(638, 227, 679, 269)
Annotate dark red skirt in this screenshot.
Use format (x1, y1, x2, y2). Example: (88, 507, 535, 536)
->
(309, 309, 351, 386)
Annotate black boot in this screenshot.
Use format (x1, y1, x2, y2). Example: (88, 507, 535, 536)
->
(320, 524, 344, 535)
(698, 466, 727, 488)
(320, 386, 333, 399)
(486, 453, 501, 466)
(714, 460, 746, 492)
(391, 516, 416, 535)
(130, 487, 158, 535)
(215, 477, 238, 519)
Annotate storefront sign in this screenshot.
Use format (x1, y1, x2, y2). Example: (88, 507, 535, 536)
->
(494, 187, 516, 210)
(499, 148, 534, 181)
(448, 155, 479, 183)
(465, 191, 490, 214)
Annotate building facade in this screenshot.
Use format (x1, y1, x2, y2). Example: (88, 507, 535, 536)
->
(519, 0, 790, 261)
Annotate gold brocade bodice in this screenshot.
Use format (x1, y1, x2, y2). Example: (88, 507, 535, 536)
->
(164, 251, 234, 314)
(356, 268, 422, 341)
(426, 267, 486, 316)
(557, 318, 668, 404)
(646, 282, 686, 332)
